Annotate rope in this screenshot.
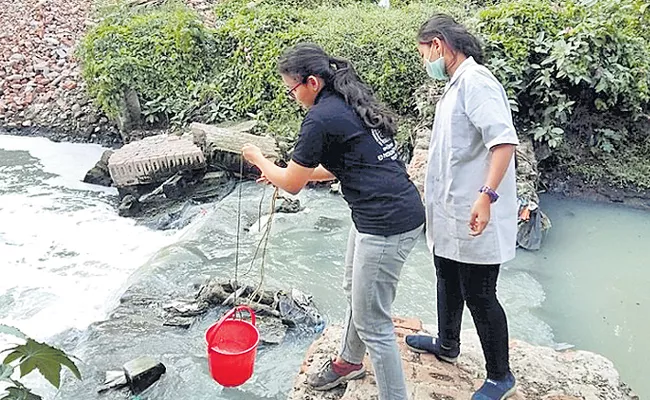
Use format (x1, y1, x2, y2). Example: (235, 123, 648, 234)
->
(232, 155, 279, 310)
(247, 188, 278, 304)
(233, 157, 244, 307)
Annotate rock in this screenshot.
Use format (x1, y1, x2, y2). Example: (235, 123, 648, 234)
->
(50, 75, 63, 86)
(7, 74, 23, 82)
(276, 196, 301, 214)
(86, 112, 99, 125)
(257, 316, 288, 345)
(123, 356, 166, 395)
(97, 371, 128, 393)
(83, 150, 114, 187)
(62, 80, 76, 90)
(289, 320, 639, 400)
(163, 299, 209, 317)
(22, 120, 32, 127)
(44, 37, 60, 46)
(71, 103, 82, 117)
(314, 216, 345, 232)
(118, 195, 141, 217)
(191, 171, 234, 202)
(9, 54, 25, 62)
(46, 71, 61, 80)
(33, 63, 49, 73)
(162, 315, 195, 329)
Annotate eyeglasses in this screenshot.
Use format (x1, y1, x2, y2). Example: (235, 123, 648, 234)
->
(286, 82, 303, 99)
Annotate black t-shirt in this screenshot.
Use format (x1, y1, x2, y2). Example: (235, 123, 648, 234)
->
(292, 90, 425, 236)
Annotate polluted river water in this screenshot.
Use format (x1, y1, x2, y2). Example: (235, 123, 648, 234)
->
(0, 134, 648, 399)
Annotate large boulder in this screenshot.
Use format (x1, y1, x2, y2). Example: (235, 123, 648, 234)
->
(289, 318, 639, 400)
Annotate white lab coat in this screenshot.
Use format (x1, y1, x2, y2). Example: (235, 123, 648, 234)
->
(424, 57, 519, 265)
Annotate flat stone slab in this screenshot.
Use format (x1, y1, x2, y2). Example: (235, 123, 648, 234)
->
(289, 317, 639, 400)
(108, 135, 206, 187)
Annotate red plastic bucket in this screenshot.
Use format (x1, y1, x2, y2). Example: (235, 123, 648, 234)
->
(205, 305, 259, 387)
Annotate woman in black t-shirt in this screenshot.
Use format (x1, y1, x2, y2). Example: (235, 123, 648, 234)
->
(242, 43, 424, 400)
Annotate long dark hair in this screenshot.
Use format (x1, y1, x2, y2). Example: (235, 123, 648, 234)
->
(278, 43, 397, 137)
(417, 14, 484, 65)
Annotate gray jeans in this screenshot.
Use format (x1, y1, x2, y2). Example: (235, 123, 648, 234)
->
(339, 224, 423, 400)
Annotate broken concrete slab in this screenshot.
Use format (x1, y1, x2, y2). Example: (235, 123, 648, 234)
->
(108, 135, 206, 187)
(123, 356, 166, 395)
(190, 122, 279, 176)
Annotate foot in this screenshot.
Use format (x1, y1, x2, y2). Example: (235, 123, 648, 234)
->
(404, 335, 459, 364)
(306, 358, 366, 391)
(472, 372, 517, 400)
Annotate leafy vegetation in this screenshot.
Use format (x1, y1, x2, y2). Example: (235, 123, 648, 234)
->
(78, 3, 220, 124)
(78, 0, 650, 189)
(79, 0, 468, 139)
(1, 324, 81, 400)
(477, 0, 650, 150)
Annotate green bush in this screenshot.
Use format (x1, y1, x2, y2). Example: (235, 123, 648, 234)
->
(78, 3, 220, 124)
(477, 0, 650, 149)
(79, 0, 470, 140)
(201, 1, 445, 139)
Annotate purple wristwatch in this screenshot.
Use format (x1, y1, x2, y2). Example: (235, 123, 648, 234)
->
(479, 185, 499, 203)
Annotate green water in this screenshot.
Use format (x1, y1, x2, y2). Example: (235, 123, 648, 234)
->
(515, 196, 650, 398)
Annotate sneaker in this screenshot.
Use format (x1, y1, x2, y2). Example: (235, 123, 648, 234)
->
(306, 358, 366, 391)
(404, 335, 460, 364)
(472, 372, 517, 400)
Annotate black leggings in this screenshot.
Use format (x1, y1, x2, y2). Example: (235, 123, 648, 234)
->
(435, 254, 510, 380)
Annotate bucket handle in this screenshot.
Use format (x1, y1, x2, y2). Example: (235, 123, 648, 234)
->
(217, 305, 256, 327)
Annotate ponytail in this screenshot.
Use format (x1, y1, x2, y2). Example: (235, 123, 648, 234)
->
(278, 43, 397, 137)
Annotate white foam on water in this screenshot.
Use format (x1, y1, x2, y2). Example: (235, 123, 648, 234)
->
(0, 135, 180, 340)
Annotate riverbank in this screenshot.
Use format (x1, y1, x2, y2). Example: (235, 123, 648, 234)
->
(291, 320, 639, 400)
(0, 0, 122, 146)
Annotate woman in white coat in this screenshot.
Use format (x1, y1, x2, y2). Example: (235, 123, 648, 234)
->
(405, 14, 519, 400)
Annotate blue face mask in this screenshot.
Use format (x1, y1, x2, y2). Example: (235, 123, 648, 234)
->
(424, 46, 448, 81)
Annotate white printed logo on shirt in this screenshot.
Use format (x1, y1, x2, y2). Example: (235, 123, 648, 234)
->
(371, 129, 397, 161)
